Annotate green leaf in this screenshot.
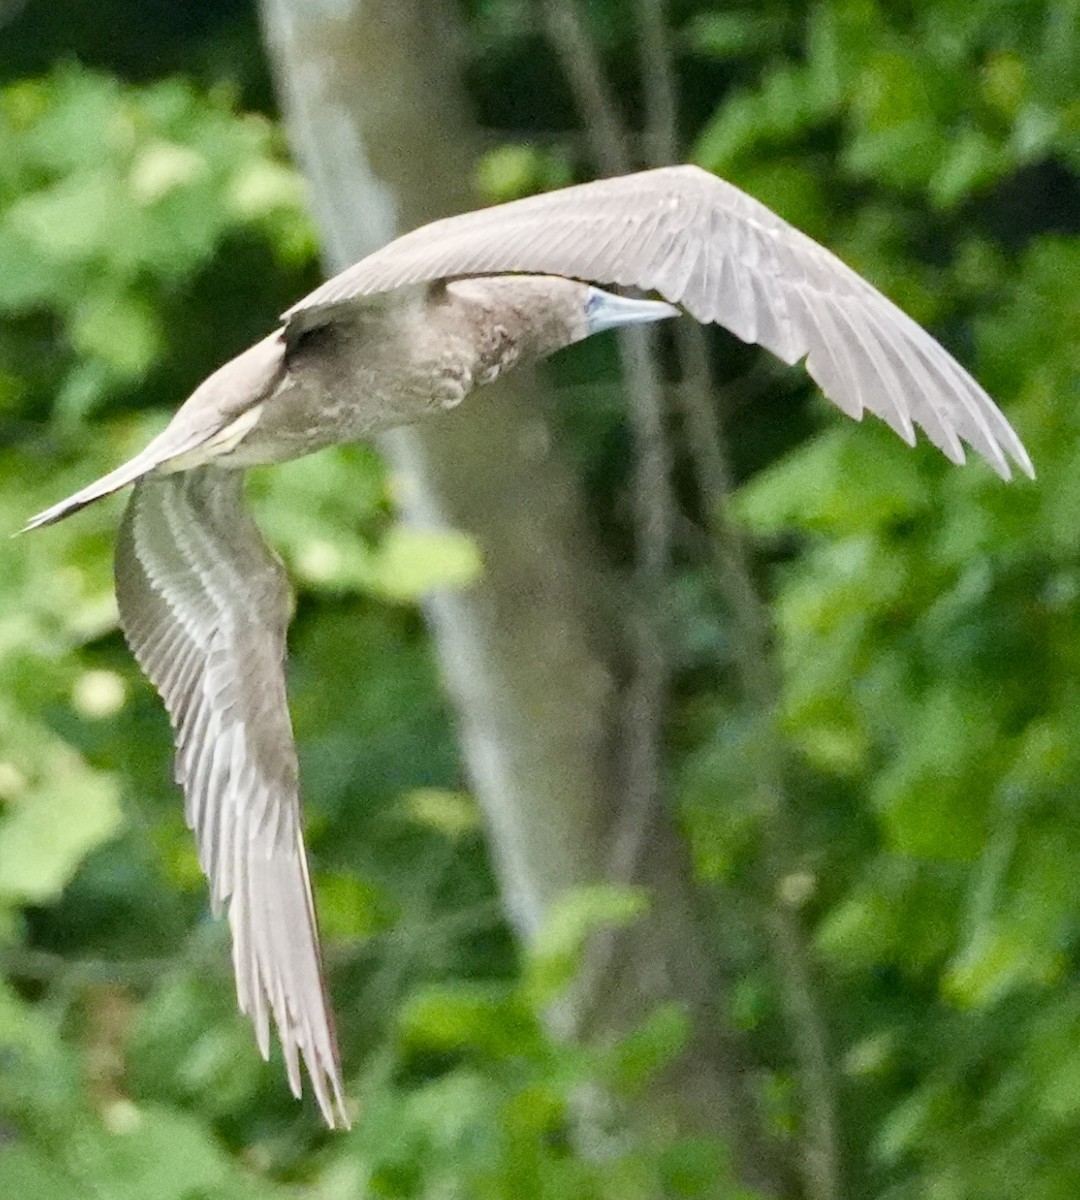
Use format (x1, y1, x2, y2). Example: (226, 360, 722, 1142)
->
(128, 141, 208, 204)
(872, 687, 997, 862)
(476, 145, 573, 203)
(526, 884, 649, 1005)
(683, 13, 786, 59)
(402, 788, 481, 839)
(736, 425, 929, 537)
(658, 1137, 739, 1199)
(0, 1144, 89, 1200)
(63, 1105, 271, 1200)
(399, 983, 535, 1058)
(0, 729, 123, 905)
(873, 1085, 952, 1167)
(606, 1003, 691, 1095)
(0, 980, 85, 1125)
(70, 291, 162, 379)
(928, 126, 1004, 209)
(943, 922, 1063, 1009)
(844, 50, 946, 189)
(365, 525, 483, 602)
(316, 872, 398, 939)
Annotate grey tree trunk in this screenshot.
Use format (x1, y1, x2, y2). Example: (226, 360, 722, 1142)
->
(259, 2, 783, 1192)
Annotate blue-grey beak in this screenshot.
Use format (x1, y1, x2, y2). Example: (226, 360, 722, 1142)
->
(584, 286, 680, 335)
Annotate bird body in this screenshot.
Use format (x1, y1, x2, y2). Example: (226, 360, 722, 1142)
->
(29, 276, 600, 524)
(22, 165, 1033, 1128)
(217, 276, 595, 466)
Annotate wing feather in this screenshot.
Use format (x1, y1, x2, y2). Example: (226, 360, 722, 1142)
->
(115, 468, 348, 1128)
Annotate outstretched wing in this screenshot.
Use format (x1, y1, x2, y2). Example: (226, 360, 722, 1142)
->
(287, 165, 1031, 480)
(115, 467, 347, 1127)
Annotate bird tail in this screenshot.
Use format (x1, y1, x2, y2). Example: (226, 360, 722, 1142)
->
(19, 429, 208, 533)
(22, 331, 287, 534)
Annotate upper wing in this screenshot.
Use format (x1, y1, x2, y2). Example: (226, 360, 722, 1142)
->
(115, 467, 347, 1127)
(286, 165, 1031, 480)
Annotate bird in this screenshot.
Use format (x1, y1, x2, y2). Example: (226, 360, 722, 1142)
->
(22, 164, 1034, 1128)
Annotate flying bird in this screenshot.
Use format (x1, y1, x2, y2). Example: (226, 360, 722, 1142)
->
(22, 165, 1033, 1127)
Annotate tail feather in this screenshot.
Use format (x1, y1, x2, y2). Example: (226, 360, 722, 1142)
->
(22, 331, 287, 534)
(20, 428, 209, 533)
(21, 456, 159, 532)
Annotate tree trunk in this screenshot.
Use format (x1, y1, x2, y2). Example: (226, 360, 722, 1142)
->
(259, 2, 784, 1192)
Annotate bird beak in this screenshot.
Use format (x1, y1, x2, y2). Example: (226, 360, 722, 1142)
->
(584, 287, 680, 335)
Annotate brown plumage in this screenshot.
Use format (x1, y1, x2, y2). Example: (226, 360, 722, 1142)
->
(22, 166, 1032, 1127)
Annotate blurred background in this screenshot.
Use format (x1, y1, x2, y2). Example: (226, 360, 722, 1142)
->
(1, 1, 1079, 1197)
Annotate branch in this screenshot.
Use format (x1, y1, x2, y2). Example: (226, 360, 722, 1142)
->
(681, 329, 842, 1200)
(540, 6, 800, 1193)
(539, 0, 674, 884)
(630, 4, 843, 1196)
(633, 0, 679, 168)
(539, 0, 677, 1016)
(540, 0, 631, 175)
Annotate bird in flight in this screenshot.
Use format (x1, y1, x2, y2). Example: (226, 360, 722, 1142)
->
(23, 165, 1033, 1128)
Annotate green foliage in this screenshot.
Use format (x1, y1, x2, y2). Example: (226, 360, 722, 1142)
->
(1, 3, 1079, 1200)
(360, 892, 710, 1200)
(693, 8, 1080, 1193)
(525, 883, 650, 1004)
(0, 67, 315, 425)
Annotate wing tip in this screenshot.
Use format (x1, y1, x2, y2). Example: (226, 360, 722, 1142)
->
(1011, 440, 1037, 482)
(311, 1063, 353, 1130)
(992, 448, 1036, 483)
(951, 420, 1034, 482)
(928, 425, 1037, 482)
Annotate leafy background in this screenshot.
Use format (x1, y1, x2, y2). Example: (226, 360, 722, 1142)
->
(1, 0, 1079, 1197)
